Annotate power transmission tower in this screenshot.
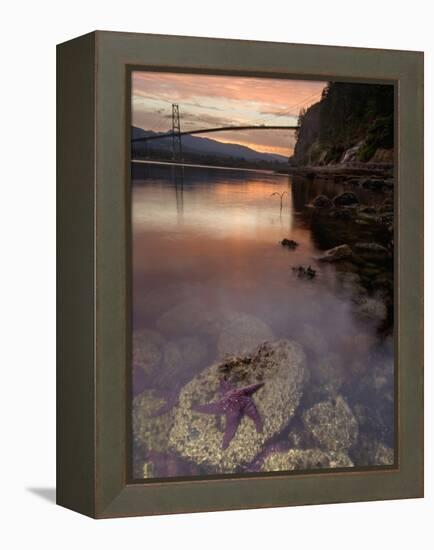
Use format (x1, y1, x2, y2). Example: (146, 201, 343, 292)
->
(171, 104, 183, 162)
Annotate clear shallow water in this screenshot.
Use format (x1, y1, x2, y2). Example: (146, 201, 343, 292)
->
(131, 162, 394, 477)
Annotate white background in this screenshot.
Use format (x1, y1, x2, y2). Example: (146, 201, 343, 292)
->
(0, 1, 432, 548)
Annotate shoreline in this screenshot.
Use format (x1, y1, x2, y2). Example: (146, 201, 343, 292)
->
(276, 162, 394, 179)
(132, 158, 288, 176)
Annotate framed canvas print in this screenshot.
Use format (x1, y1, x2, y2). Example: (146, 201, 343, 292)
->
(57, 31, 423, 518)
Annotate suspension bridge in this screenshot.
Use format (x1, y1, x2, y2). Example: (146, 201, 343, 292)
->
(131, 103, 300, 162)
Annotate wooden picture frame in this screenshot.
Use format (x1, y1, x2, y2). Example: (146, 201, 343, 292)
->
(57, 30, 423, 518)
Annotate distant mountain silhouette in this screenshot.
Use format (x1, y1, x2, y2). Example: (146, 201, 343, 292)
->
(132, 126, 288, 164)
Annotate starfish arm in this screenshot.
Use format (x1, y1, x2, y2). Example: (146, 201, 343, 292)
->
(192, 400, 224, 415)
(244, 400, 263, 433)
(242, 382, 264, 396)
(222, 410, 242, 450)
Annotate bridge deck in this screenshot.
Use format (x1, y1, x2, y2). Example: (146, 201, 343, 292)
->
(132, 125, 299, 142)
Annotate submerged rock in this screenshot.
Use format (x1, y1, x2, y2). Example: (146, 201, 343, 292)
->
(132, 390, 175, 455)
(261, 448, 353, 472)
(297, 323, 329, 356)
(352, 295, 387, 323)
(292, 265, 317, 279)
(156, 299, 228, 337)
(132, 365, 147, 396)
(370, 441, 394, 465)
(351, 434, 394, 467)
(281, 238, 299, 249)
(318, 244, 352, 263)
(162, 336, 208, 380)
(145, 451, 201, 478)
(302, 396, 359, 452)
(351, 358, 395, 445)
(336, 271, 364, 294)
(133, 329, 165, 376)
(310, 352, 345, 398)
(217, 312, 274, 357)
(168, 340, 307, 472)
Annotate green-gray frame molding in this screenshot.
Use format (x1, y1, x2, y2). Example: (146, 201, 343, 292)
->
(57, 31, 423, 518)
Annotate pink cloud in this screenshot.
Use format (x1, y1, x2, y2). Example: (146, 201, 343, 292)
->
(132, 71, 326, 156)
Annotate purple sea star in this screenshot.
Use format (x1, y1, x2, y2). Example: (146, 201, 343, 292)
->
(192, 379, 264, 449)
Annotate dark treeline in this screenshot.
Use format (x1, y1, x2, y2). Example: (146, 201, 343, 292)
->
(293, 82, 394, 165)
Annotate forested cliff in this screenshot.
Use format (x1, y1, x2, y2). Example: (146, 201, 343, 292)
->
(291, 82, 394, 166)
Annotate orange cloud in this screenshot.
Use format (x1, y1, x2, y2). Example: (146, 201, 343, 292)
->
(132, 71, 326, 157)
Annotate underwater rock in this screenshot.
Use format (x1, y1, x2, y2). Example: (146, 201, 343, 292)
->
(341, 332, 377, 361)
(302, 396, 359, 452)
(261, 448, 353, 472)
(156, 299, 229, 338)
(333, 191, 360, 207)
(352, 295, 387, 323)
(351, 358, 394, 445)
(310, 352, 345, 398)
(297, 323, 329, 356)
(318, 244, 352, 263)
(132, 365, 147, 396)
(217, 312, 274, 357)
(350, 434, 394, 467)
(145, 451, 201, 478)
(336, 271, 364, 294)
(162, 336, 208, 380)
(168, 339, 307, 472)
(286, 424, 307, 449)
(312, 195, 333, 209)
(292, 265, 317, 279)
(281, 238, 299, 249)
(133, 329, 165, 376)
(368, 441, 394, 466)
(132, 390, 175, 455)
(135, 284, 190, 321)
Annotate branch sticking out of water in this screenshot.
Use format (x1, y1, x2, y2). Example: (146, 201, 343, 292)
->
(271, 191, 288, 215)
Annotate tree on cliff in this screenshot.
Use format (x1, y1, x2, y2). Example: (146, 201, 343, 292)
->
(292, 82, 394, 165)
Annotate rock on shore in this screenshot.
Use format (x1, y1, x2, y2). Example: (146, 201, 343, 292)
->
(318, 244, 352, 263)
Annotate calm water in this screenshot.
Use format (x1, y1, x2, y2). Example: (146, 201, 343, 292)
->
(132, 162, 394, 475)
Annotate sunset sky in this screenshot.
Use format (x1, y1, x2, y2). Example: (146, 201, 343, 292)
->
(132, 72, 326, 157)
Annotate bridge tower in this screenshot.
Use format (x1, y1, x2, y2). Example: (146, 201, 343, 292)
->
(171, 104, 183, 162)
